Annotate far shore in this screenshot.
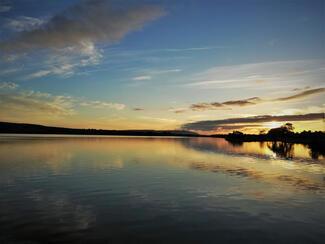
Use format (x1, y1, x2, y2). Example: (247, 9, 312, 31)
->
(1, 121, 324, 146)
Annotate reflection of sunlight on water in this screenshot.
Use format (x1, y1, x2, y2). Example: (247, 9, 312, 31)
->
(0, 135, 325, 243)
(182, 137, 324, 161)
(190, 157, 325, 193)
(0, 138, 323, 193)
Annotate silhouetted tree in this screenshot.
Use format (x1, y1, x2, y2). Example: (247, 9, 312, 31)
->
(230, 131, 244, 136)
(259, 129, 266, 135)
(225, 123, 325, 160)
(267, 122, 295, 137)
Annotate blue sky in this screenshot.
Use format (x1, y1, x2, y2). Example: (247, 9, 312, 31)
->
(0, 0, 324, 133)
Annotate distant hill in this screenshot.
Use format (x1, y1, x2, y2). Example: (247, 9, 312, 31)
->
(0, 121, 199, 137)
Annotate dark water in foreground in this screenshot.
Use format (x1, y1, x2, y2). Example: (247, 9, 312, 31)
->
(0, 135, 324, 243)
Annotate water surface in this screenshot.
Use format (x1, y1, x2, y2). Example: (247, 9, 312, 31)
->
(0, 135, 324, 243)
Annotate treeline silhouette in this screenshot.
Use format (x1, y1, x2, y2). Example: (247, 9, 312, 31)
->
(225, 123, 325, 159)
(1, 121, 324, 159)
(226, 123, 324, 143)
(0, 122, 199, 137)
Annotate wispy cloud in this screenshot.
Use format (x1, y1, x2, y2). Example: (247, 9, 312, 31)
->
(150, 69, 182, 74)
(222, 97, 261, 106)
(275, 88, 325, 102)
(0, 90, 75, 118)
(182, 113, 324, 131)
(26, 40, 103, 78)
(190, 102, 224, 111)
(0, 4, 11, 13)
(80, 100, 125, 110)
(155, 46, 227, 52)
(27, 64, 74, 79)
(133, 107, 144, 111)
(292, 86, 311, 91)
(139, 116, 178, 124)
(190, 88, 325, 111)
(129, 68, 182, 84)
(168, 107, 188, 114)
(5, 16, 46, 32)
(184, 60, 325, 89)
(0, 82, 18, 89)
(106, 47, 225, 58)
(0, 87, 126, 122)
(132, 75, 151, 81)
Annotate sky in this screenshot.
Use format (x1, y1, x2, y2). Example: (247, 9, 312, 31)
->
(0, 0, 324, 134)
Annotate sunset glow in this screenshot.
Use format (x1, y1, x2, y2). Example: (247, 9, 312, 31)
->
(0, 0, 324, 133)
(1, 1, 325, 242)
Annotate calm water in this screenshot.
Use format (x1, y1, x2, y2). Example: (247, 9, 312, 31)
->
(0, 135, 324, 243)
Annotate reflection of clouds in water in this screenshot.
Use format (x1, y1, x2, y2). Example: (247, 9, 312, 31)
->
(6, 143, 74, 172)
(0, 141, 74, 178)
(181, 137, 325, 198)
(43, 151, 73, 174)
(0, 138, 128, 185)
(277, 175, 323, 191)
(26, 190, 96, 231)
(127, 189, 181, 212)
(0, 136, 324, 243)
(268, 158, 325, 174)
(90, 157, 124, 171)
(1, 136, 324, 203)
(191, 161, 262, 180)
(190, 160, 325, 193)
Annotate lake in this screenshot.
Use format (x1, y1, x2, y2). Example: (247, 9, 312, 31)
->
(0, 135, 324, 243)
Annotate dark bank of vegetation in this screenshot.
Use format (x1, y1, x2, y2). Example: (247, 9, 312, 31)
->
(1, 121, 323, 143)
(225, 123, 325, 144)
(0, 121, 199, 137)
(1, 121, 324, 159)
(225, 123, 325, 159)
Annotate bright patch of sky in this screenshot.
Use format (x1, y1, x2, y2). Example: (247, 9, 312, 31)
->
(0, 0, 324, 132)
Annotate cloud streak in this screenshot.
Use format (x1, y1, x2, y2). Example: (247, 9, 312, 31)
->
(0, 91, 75, 117)
(184, 60, 325, 90)
(0, 82, 18, 90)
(275, 88, 325, 102)
(80, 100, 125, 110)
(182, 113, 324, 131)
(0, 4, 11, 13)
(132, 75, 151, 81)
(133, 107, 144, 111)
(0, 87, 126, 122)
(190, 88, 325, 111)
(25, 40, 103, 78)
(5, 16, 46, 32)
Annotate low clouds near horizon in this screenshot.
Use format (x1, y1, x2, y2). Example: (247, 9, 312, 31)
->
(190, 87, 325, 111)
(182, 113, 324, 132)
(0, 82, 126, 122)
